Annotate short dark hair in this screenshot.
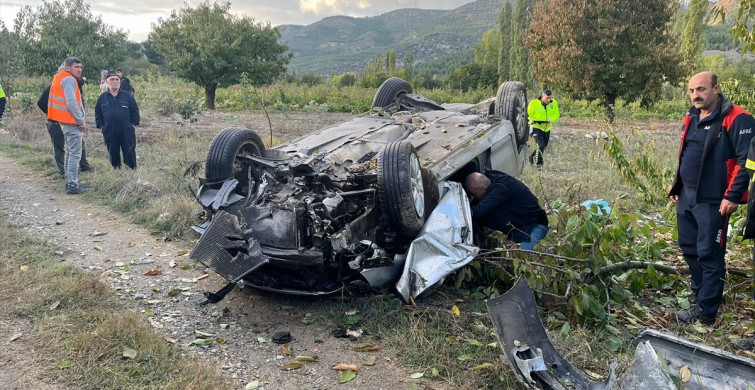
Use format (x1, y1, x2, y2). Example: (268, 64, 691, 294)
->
(542, 89, 552, 97)
(105, 70, 121, 79)
(64, 57, 81, 67)
(115, 68, 123, 73)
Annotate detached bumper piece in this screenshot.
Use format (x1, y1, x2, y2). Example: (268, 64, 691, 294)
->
(487, 277, 755, 390)
(633, 328, 755, 390)
(486, 277, 614, 389)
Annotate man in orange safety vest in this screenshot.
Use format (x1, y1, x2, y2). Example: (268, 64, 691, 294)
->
(48, 57, 88, 195)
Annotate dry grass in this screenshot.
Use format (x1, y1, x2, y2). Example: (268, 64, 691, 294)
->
(2, 108, 754, 389)
(0, 218, 233, 390)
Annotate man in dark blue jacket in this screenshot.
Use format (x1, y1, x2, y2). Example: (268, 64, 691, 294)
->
(668, 71, 755, 325)
(95, 70, 140, 169)
(464, 171, 548, 250)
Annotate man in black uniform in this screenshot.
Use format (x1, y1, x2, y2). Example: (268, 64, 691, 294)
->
(95, 71, 140, 169)
(464, 171, 548, 250)
(668, 71, 755, 325)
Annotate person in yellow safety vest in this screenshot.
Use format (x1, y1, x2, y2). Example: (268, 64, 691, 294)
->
(0, 84, 6, 121)
(48, 57, 88, 195)
(527, 89, 560, 167)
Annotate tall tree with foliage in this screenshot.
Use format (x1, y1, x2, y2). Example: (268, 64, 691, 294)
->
(680, 0, 709, 77)
(474, 29, 501, 88)
(509, 0, 531, 84)
(149, 1, 290, 109)
(386, 50, 396, 73)
(404, 52, 414, 82)
(526, 0, 683, 122)
(12, 0, 128, 81)
(713, 0, 755, 53)
(498, 2, 512, 83)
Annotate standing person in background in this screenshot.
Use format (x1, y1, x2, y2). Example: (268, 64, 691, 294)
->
(48, 57, 88, 195)
(115, 69, 134, 95)
(37, 77, 91, 174)
(668, 71, 755, 325)
(527, 89, 560, 167)
(0, 84, 6, 121)
(96, 71, 140, 169)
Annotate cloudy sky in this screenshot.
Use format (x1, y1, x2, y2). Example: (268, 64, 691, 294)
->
(0, 0, 477, 41)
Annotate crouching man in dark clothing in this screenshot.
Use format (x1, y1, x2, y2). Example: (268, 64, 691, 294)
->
(463, 171, 548, 250)
(95, 70, 140, 169)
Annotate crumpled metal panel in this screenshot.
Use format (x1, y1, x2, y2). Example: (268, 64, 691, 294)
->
(196, 179, 244, 209)
(633, 328, 755, 390)
(189, 210, 269, 283)
(486, 277, 613, 390)
(395, 181, 478, 302)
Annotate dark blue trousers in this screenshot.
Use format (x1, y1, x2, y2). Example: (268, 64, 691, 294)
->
(676, 185, 727, 318)
(102, 128, 136, 169)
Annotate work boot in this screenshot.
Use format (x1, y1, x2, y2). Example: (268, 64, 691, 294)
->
(66, 183, 88, 195)
(79, 165, 92, 172)
(672, 305, 715, 325)
(732, 338, 755, 350)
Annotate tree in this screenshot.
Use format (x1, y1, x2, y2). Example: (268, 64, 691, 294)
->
(498, 2, 512, 83)
(474, 29, 501, 88)
(526, 0, 683, 122)
(149, 1, 290, 109)
(712, 0, 755, 53)
(680, 0, 708, 77)
(12, 0, 128, 81)
(509, 0, 531, 84)
(386, 50, 396, 73)
(404, 52, 414, 82)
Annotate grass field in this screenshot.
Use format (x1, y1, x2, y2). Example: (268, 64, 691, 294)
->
(1, 105, 754, 389)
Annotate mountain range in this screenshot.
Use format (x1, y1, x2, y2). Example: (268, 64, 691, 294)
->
(278, 0, 507, 76)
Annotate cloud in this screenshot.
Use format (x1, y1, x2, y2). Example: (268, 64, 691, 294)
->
(299, 0, 371, 14)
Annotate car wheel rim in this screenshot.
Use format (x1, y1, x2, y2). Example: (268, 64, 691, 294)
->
(234, 142, 260, 172)
(516, 90, 526, 137)
(410, 154, 424, 218)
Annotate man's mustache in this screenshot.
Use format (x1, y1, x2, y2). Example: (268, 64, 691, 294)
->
(694, 98, 704, 102)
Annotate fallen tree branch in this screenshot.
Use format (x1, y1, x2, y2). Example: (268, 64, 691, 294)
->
(597, 261, 751, 278)
(598, 261, 683, 276)
(478, 248, 591, 263)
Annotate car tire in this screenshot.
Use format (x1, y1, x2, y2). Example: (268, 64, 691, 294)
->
(495, 81, 528, 149)
(372, 77, 412, 109)
(205, 127, 265, 192)
(377, 141, 425, 237)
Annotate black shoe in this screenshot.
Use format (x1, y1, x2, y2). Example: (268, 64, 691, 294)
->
(672, 305, 715, 325)
(732, 338, 755, 350)
(80, 165, 92, 172)
(66, 184, 88, 195)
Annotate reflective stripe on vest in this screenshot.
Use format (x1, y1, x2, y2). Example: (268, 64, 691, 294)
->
(47, 71, 81, 125)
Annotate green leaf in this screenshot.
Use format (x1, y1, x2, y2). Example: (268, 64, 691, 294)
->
(431, 367, 440, 377)
(244, 380, 259, 389)
(457, 354, 473, 361)
(465, 338, 482, 346)
(339, 370, 357, 383)
(471, 363, 494, 370)
(58, 360, 71, 369)
(410, 372, 424, 379)
(678, 297, 691, 310)
(190, 339, 213, 346)
(559, 322, 571, 337)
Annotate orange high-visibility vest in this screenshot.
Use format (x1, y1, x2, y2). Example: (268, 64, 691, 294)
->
(47, 71, 82, 125)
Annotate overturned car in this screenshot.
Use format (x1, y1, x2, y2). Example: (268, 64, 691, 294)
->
(190, 77, 529, 299)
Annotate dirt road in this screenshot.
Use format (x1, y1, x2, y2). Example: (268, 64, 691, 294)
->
(0, 152, 442, 390)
